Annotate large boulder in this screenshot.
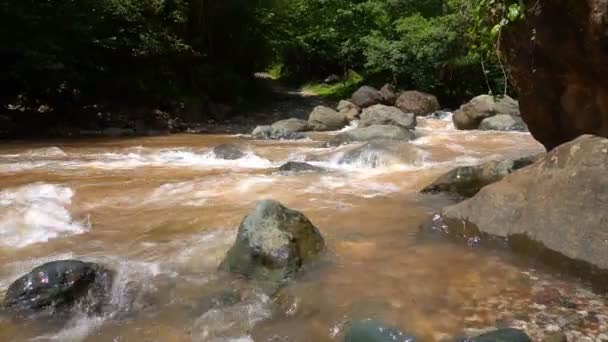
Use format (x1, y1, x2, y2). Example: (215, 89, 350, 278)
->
(3, 260, 113, 315)
(213, 144, 244, 160)
(452, 95, 520, 130)
(332, 125, 415, 145)
(379, 84, 397, 106)
(479, 114, 528, 132)
(359, 105, 416, 130)
(421, 154, 542, 198)
(351, 86, 383, 108)
(308, 106, 348, 131)
(395, 91, 440, 116)
(344, 320, 416, 342)
(500, 0, 608, 150)
(441, 135, 608, 271)
(219, 200, 325, 292)
(337, 100, 361, 121)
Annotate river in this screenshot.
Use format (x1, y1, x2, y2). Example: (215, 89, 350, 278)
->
(0, 115, 606, 341)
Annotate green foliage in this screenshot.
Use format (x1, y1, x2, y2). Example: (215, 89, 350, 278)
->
(302, 70, 364, 99)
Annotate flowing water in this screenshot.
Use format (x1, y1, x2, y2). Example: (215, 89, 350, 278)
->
(0, 116, 607, 341)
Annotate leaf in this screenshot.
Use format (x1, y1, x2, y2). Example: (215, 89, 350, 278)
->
(507, 4, 521, 22)
(490, 24, 501, 39)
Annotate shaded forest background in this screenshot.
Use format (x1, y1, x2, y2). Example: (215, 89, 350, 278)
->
(0, 0, 508, 137)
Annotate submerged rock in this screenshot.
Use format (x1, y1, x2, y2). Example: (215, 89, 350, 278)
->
(339, 141, 423, 168)
(359, 105, 416, 130)
(421, 154, 541, 198)
(395, 91, 440, 116)
(212, 144, 244, 160)
(333, 125, 415, 145)
(453, 95, 520, 130)
(344, 319, 416, 342)
(479, 115, 528, 132)
(308, 106, 348, 131)
(441, 135, 608, 272)
(459, 328, 532, 342)
(219, 200, 325, 293)
(3, 260, 113, 315)
(351, 86, 383, 109)
(278, 161, 325, 173)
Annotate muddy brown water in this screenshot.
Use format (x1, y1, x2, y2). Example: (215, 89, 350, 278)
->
(0, 116, 606, 341)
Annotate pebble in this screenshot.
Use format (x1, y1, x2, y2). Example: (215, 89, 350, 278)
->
(545, 324, 561, 332)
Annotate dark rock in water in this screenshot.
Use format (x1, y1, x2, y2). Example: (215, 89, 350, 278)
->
(452, 95, 520, 130)
(219, 200, 325, 293)
(380, 84, 397, 106)
(344, 319, 416, 342)
(278, 161, 325, 173)
(479, 115, 528, 132)
(421, 154, 542, 198)
(396, 91, 440, 116)
(333, 125, 415, 145)
(351, 86, 383, 109)
(324, 74, 340, 84)
(3, 260, 113, 315)
(213, 144, 244, 160)
(500, 0, 608, 150)
(252, 125, 307, 140)
(427, 110, 452, 119)
(308, 106, 348, 131)
(458, 328, 531, 342)
(360, 105, 416, 130)
(442, 135, 608, 273)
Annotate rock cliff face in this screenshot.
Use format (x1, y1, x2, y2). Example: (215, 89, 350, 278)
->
(501, 0, 608, 149)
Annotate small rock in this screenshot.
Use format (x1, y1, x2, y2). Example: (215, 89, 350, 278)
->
(212, 144, 244, 160)
(278, 161, 325, 173)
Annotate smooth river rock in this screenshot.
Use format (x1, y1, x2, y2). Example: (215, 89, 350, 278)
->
(359, 105, 416, 130)
(333, 125, 415, 145)
(395, 91, 440, 116)
(351, 86, 383, 108)
(212, 143, 244, 160)
(3, 260, 113, 315)
(339, 141, 424, 168)
(421, 154, 541, 198)
(479, 114, 528, 132)
(278, 161, 325, 173)
(308, 106, 348, 131)
(219, 200, 325, 293)
(500, 0, 608, 149)
(441, 135, 608, 271)
(453, 95, 520, 130)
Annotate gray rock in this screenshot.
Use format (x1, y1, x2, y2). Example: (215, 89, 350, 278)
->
(360, 105, 416, 130)
(338, 141, 424, 168)
(395, 91, 440, 116)
(344, 319, 417, 342)
(308, 106, 348, 131)
(351, 86, 383, 108)
(421, 154, 542, 198)
(442, 135, 608, 271)
(333, 125, 415, 144)
(3, 260, 113, 315)
(380, 84, 397, 105)
(219, 200, 325, 293)
(251, 125, 307, 140)
(324, 74, 340, 84)
(278, 162, 325, 173)
(479, 114, 528, 132)
(271, 118, 310, 133)
(453, 95, 520, 130)
(213, 144, 244, 160)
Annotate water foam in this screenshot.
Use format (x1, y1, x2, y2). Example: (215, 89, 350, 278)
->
(0, 184, 89, 248)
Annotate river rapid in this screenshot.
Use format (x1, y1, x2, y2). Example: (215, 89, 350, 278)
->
(1, 115, 607, 341)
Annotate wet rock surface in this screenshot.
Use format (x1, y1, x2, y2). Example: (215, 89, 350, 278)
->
(344, 319, 417, 342)
(442, 135, 608, 272)
(3, 260, 113, 316)
(396, 91, 440, 116)
(308, 106, 348, 131)
(278, 161, 325, 173)
(360, 105, 416, 130)
(479, 115, 528, 132)
(333, 125, 415, 144)
(219, 200, 325, 293)
(453, 95, 520, 130)
(212, 144, 244, 160)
